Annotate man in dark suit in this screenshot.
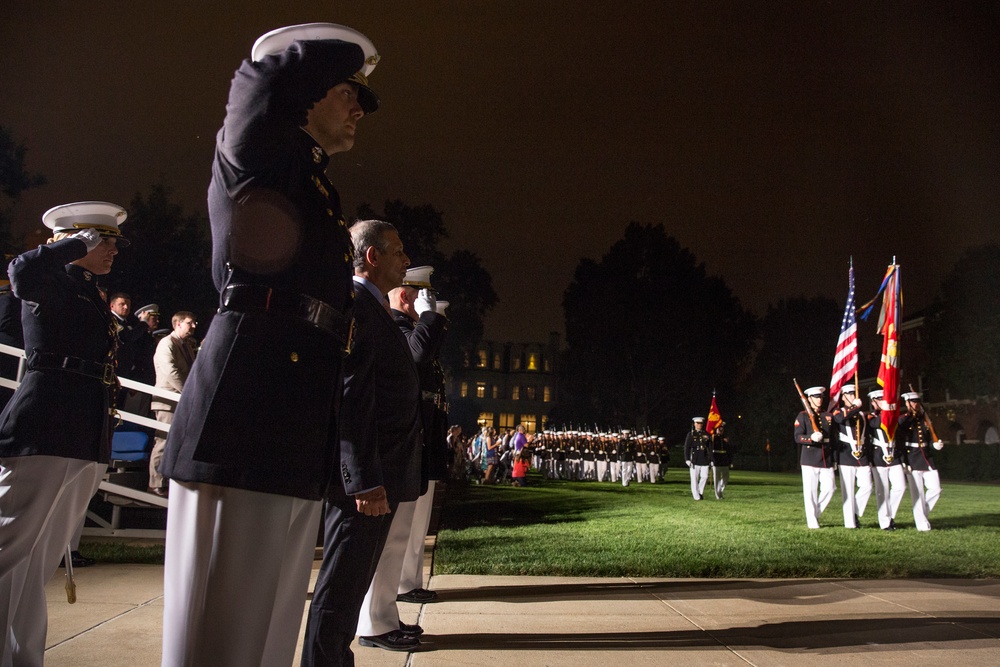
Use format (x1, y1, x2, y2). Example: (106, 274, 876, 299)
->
(159, 23, 381, 666)
(0, 201, 126, 666)
(302, 220, 423, 666)
(355, 266, 449, 648)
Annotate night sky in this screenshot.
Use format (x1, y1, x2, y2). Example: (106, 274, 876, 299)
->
(2, 1, 998, 343)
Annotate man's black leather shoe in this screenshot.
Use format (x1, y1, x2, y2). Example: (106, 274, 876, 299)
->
(397, 588, 438, 603)
(398, 621, 423, 637)
(358, 630, 419, 651)
(60, 551, 95, 568)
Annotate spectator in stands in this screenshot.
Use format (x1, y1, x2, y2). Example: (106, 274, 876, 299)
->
(147, 312, 198, 497)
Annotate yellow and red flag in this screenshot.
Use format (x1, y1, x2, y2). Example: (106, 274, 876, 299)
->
(861, 262, 902, 441)
(706, 394, 722, 434)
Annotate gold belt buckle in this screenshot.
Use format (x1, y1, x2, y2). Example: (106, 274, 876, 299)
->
(102, 364, 116, 386)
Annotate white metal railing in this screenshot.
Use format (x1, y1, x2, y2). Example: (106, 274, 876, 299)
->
(1, 342, 179, 536)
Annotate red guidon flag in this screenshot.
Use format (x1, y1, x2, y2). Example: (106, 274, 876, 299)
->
(706, 395, 722, 434)
(861, 262, 902, 441)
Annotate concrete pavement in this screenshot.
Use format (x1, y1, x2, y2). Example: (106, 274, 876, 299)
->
(45, 563, 1000, 666)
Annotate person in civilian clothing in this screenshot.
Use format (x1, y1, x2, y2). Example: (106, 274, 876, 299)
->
(302, 220, 423, 664)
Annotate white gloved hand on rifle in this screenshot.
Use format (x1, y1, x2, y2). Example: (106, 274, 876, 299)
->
(810, 431, 823, 443)
(933, 440, 944, 451)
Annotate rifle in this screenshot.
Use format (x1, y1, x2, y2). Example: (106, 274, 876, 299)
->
(793, 378, 821, 433)
(908, 384, 941, 443)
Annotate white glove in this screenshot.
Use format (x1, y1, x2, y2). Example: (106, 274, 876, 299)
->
(685, 460, 692, 468)
(852, 398, 862, 408)
(435, 299, 449, 316)
(73, 229, 102, 252)
(810, 431, 823, 443)
(933, 440, 944, 451)
(414, 288, 436, 315)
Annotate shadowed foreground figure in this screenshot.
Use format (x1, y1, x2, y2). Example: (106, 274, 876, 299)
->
(158, 22, 381, 666)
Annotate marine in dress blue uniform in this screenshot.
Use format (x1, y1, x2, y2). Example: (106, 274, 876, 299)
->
(0, 202, 125, 666)
(832, 385, 873, 527)
(684, 417, 711, 499)
(158, 23, 382, 667)
(868, 389, 906, 530)
(794, 386, 835, 528)
(897, 391, 944, 531)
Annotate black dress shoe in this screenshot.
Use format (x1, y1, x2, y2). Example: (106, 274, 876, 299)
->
(397, 588, 438, 603)
(398, 621, 423, 637)
(60, 551, 95, 568)
(358, 630, 419, 651)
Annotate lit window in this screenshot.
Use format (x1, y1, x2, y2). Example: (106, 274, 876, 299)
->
(478, 412, 494, 428)
(520, 414, 537, 433)
(527, 353, 539, 371)
(544, 358, 552, 372)
(493, 353, 502, 369)
(543, 386, 552, 402)
(492, 385, 498, 399)
(525, 386, 536, 401)
(512, 386, 520, 400)
(460, 382, 468, 398)
(513, 356, 522, 370)
(500, 413, 515, 429)
(477, 350, 487, 368)
(476, 382, 486, 399)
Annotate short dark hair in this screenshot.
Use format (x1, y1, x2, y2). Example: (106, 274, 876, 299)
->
(109, 292, 131, 303)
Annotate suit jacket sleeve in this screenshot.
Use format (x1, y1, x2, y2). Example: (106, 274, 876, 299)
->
(338, 287, 383, 495)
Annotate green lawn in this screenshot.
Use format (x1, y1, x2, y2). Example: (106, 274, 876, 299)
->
(433, 468, 1000, 578)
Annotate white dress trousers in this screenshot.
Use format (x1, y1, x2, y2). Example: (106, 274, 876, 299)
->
(801, 465, 835, 529)
(907, 468, 941, 532)
(161, 480, 321, 667)
(838, 465, 873, 527)
(397, 480, 435, 595)
(1, 456, 104, 667)
(689, 464, 709, 499)
(357, 498, 417, 636)
(873, 465, 907, 529)
(712, 465, 729, 499)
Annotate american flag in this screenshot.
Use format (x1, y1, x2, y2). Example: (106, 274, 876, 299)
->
(828, 263, 858, 408)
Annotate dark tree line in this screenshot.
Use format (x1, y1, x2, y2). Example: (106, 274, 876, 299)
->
(553, 222, 755, 438)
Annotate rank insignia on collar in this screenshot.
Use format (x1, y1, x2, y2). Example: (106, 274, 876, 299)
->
(83, 271, 93, 281)
(312, 145, 324, 164)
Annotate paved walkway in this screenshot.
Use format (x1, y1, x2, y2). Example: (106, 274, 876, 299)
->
(45, 563, 1000, 666)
